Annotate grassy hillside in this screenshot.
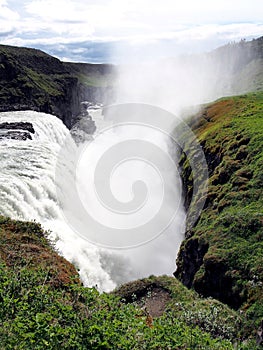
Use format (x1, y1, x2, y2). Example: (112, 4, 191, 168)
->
(0, 38, 263, 348)
(0, 44, 77, 125)
(63, 62, 115, 88)
(209, 37, 263, 94)
(175, 92, 263, 334)
(1, 216, 258, 349)
(0, 45, 115, 127)
(232, 58, 263, 93)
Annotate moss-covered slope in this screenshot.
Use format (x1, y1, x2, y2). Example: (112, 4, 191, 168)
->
(0, 45, 114, 128)
(175, 92, 263, 330)
(0, 216, 80, 287)
(1, 216, 252, 349)
(0, 45, 78, 127)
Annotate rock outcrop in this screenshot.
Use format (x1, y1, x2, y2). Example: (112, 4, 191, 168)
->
(0, 37, 262, 129)
(175, 93, 263, 322)
(0, 121, 35, 141)
(70, 101, 97, 144)
(0, 44, 115, 128)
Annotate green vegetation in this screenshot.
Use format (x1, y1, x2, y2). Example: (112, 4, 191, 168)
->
(24, 68, 66, 97)
(1, 216, 254, 349)
(176, 92, 263, 339)
(0, 40, 263, 348)
(113, 276, 244, 341)
(0, 44, 114, 127)
(0, 46, 71, 116)
(74, 72, 113, 88)
(64, 62, 115, 87)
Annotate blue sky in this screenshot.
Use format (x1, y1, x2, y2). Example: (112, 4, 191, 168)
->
(0, 0, 262, 63)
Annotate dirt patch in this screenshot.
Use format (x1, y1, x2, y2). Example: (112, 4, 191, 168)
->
(137, 287, 171, 317)
(114, 280, 172, 318)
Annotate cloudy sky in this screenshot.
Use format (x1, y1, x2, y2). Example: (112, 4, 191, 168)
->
(0, 0, 262, 63)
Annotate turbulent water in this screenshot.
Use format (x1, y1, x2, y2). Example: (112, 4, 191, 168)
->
(0, 109, 185, 291)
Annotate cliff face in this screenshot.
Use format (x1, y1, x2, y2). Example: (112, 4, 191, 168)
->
(0, 45, 115, 128)
(175, 93, 263, 324)
(205, 36, 263, 95)
(0, 37, 262, 129)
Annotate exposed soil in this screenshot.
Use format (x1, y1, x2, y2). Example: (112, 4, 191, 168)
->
(114, 279, 172, 318)
(136, 286, 171, 317)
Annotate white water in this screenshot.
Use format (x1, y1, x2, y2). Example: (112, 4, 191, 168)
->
(0, 109, 185, 291)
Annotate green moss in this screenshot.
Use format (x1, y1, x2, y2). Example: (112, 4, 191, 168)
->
(0, 218, 236, 349)
(24, 68, 64, 96)
(113, 275, 244, 341)
(76, 72, 112, 87)
(176, 92, 263, 333)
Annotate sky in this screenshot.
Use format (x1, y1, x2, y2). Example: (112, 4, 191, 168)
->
(0, 0, 262, 63)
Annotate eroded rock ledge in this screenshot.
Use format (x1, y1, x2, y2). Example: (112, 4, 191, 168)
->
(0, 121, 35, 141)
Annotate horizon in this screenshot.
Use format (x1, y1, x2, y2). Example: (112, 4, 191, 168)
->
(0, 0, 263, 64)
(1, 35, 262, 66)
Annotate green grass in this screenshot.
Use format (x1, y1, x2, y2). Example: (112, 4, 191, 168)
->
(0, 217, 249, 349)
(176, 92, 263, 333)
(0, 265, 236, 349)
(76, 72, 113, 87)
(24, 68, 64, 96)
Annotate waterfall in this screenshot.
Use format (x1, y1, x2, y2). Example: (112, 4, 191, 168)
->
(0, 109, 186, 291)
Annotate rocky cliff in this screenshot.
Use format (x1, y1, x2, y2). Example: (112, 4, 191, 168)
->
(208, 37, 263, 94)
(0, 44, 115, 128)
(0, 38, 263, 347)
(0, 37, 262, 129)
(175, 92, 263, 330)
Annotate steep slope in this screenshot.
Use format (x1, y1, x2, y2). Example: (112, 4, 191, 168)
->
(0, 36, 262, 128)
(0, 45, 78, 127)
(175, 92, 263, 331)
(0, 216, 80, 287)
(208, 37, 263, 94)
(63, 61, 115, 105)
(0, 216, 240, 349)
(0, 45, 115, 128)
(232, 58, 263, 93)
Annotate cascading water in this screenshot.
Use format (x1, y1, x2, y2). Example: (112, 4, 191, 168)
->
(0, 108, 186, 291)
(0, 111, 67, 221)
(0, 111, 123, 291)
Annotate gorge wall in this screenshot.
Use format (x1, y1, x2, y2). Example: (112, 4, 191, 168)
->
(175, 92, 263, 322)
(0, 37, 263, 129)
(0, 44, 115, 128)
(0, 38, 262, 346)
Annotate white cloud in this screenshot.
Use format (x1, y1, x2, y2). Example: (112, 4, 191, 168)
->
(0, 0, 19, 20)
(25, 0, 85, 22)
(22, 0, 263, 34)
(0, 0, 262, 62)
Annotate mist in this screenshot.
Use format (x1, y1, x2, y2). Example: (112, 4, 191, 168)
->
(113, 42, 252, 116)
(0, 40, 255, 294)
(59, 106, 185, 283)
(88, 39, 254, 282)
